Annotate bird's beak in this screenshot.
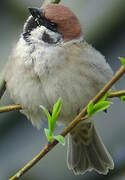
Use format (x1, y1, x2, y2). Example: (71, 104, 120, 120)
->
(28, 8, 44, 19)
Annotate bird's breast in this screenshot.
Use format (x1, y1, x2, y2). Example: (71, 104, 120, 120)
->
(5, 40, 113, 127)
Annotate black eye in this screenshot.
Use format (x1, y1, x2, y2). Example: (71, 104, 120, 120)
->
(42, 31, 55, 44)
(42, 31, 62, 44)
(32, 17, 57, 32)
(46, 21, 57, 32)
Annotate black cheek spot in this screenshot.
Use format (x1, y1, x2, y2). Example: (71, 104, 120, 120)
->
(42, 31, 56, 44)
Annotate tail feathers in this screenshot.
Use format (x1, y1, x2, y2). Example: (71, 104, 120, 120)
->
(67, 124, 114, 175)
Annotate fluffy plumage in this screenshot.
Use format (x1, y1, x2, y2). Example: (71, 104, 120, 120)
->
(5, 4, 114, 175)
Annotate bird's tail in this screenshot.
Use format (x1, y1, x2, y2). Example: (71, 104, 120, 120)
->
(67, 122, 114, 175)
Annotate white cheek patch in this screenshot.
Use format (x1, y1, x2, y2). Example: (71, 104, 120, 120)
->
(30, 26, 46, 41)
(29, 26, 63, 45)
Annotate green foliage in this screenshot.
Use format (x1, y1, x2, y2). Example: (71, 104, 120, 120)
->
(87, 93, 112, 116)
(51, 97, 62, 133)
(120, 95, 125, 101)
(54, 135, 65, 145)
(100, 92, 110, 101)
(40, 98, 65, 145)
(119, 57, 125, 67)
(87, 101, 94, 116)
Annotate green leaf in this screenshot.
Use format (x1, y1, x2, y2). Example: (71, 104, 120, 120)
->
(52, 98, 62, 115)
(87, 100, 112, 116)
(41, 99, 63, 143)
(51, 98, 62, 131)
(120, 95, 125, 101)
(93, 101, 111, 114)
(40, 105, 52, 135)
(87, 101, 94, 116)
(44, 128, 50, 137)
(52, 98, 62, 120)
(54, 135, 65, 146)
(119, 57, 125, 67)
(44, 128, 53, 142)
(40, 105, 51, 122)
(100, 92, 110, 101)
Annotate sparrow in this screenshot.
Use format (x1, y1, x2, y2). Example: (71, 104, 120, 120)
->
(5, 4, 114, 175)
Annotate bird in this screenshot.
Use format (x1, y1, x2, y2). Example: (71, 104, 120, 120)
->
(5, 4, 114, 175)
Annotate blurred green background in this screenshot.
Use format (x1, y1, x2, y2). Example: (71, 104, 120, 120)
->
(0, 0, 125, 180)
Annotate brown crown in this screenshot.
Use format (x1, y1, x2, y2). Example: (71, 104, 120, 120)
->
(44, 4, 83, 42)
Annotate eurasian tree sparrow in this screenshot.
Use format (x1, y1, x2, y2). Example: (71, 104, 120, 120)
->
(5, 4, 114, 175)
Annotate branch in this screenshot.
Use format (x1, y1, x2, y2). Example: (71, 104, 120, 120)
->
(0, 104, 22, 113)
(108, 90, 125, 98)
(9, 65, 125, 180)
(1, 90, 125, 114)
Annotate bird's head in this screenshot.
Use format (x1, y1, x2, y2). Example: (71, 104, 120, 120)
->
(23, 4, 83, 44)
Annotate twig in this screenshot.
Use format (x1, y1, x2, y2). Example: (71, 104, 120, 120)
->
(0, 104, 22, 113)
(0, 90, 125, 114)
(9, 65, 125, 180)
(108, 90, 125, 98)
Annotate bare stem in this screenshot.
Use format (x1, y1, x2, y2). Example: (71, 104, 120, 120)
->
(0, 90, 125, 114)
(0, 104, 22, 113)
(108, 90, 125, 98)
(9, 65, 125, 180)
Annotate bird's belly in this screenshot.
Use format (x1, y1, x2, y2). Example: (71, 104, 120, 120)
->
(7, 62, 106, 126)
(6, 44, 110, 127)
(42, 68, 103, 124)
